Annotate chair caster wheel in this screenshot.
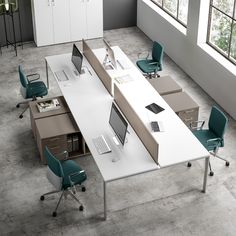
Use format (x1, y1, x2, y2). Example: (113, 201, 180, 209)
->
(187, 162, 192, 167)
(52, 212, 57, 217)
(19, 115, 23, 119)
(210, 171, 214, 176)
(226, 161, 230, 166)
(79, 205, 84, 211)
(16, 104, 20, 108)
(40, 195, 45, 201)
(82, 186, 86, 192)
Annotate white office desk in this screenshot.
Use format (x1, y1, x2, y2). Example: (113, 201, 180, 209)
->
(45, 53, 159, 219)
(45, 47, 210, 220)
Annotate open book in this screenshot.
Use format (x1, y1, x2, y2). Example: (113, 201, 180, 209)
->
(37, 99, 61, 112)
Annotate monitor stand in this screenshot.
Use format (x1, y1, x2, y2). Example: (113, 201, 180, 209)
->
(103, 53, 114, 70)
(112, 136, 120, 146)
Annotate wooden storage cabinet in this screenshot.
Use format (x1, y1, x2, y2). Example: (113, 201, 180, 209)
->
(29, 96, 70, 139)
(162, 92, 199, 128)
(148, 75, 182, 96)
(178, 109, 199, 127)
(30, 97, 90, 163)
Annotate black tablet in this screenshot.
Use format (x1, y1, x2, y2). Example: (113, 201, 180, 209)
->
(145, 103, 165, 114)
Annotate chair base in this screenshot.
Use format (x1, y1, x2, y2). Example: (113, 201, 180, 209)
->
(40, 185, 85, 217)
(187, 153, 229, 176)
(16, 97, 37, 119)
(144, 73, 160, 79)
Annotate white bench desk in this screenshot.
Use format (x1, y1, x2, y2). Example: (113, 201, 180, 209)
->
(45, 45, 210, 220)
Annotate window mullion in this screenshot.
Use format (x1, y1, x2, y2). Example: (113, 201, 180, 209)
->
(228, 0, 236, 58)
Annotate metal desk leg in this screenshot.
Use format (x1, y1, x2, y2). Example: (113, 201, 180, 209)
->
(104, 181, 107, 220)
(45, 60, 49, 89)
(202, 156, 210, 193)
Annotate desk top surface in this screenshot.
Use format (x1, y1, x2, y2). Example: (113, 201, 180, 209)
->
(45, 46, 209, 181)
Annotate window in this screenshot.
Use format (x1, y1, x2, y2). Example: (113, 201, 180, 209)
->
(207, 0, 236, 64)
(151, 0, 189, 26)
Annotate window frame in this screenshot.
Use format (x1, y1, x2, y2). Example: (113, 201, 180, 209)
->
(150, 0, 188, 27)
(207, 0, 236, 65)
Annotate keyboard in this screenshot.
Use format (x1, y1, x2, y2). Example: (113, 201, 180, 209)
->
(55, 70, 69, 81)
(114, 74, 133, 84)
(92, 135, 112, 155)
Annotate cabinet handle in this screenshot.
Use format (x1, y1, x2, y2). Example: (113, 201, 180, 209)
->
(185, 109, 195, 114)
(48, 137, 61, 141)
(184, 118, 193, 122)
(50, 146, 60, 150)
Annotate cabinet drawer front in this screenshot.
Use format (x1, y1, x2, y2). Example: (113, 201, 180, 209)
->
(178, 108, 199, 127)
(43, 135, 67, 146)
(178, 108, 198, 120)
(43, 143, 67, 158)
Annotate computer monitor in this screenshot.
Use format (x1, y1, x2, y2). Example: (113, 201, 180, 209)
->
(103, 39, 117, 69)
(71, 44, 83, 74)
(109, 102, 128, 145)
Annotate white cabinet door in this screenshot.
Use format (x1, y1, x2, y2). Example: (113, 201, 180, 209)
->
(69, 0, 87, 41)
(52, 0, 71, 44)
(86, 0, 103, 39)
(32, 0, 54, 46)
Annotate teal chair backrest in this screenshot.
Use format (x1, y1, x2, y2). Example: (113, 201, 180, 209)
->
(44, 146, 64, 178)
(209, 106, 228, 140)
(18, 65, 28, 88)
(152, 41, 164, 65)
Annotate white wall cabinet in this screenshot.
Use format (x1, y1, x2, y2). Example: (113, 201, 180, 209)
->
(31, 0, 103, 47)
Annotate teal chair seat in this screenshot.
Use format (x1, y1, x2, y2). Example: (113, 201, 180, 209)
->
(61, 160, 87, 189)
(136, 59, 161, 74)
(192, 129, 223, 151)
(26, 81, 48, 98)
(40, 146, 87, 217)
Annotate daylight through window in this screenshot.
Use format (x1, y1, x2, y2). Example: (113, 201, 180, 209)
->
(207, 0, 236, 64)
(151, 0, 189, 26)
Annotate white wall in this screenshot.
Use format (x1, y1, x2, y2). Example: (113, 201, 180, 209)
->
(137, 0, 236, 120)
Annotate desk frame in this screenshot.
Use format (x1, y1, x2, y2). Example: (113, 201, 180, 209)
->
(45, 47, 210, 220)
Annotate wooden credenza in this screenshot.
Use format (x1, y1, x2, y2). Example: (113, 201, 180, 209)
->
(29, 96, 90, 164)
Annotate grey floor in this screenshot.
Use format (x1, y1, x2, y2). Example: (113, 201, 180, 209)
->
(1, 27, 236, 236)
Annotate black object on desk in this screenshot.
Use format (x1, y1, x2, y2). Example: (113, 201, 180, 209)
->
(145, 103, 164, 114)
(151, 121, 160, 132)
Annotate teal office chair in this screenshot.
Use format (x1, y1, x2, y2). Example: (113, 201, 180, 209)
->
(188, 106, 229, 176)
(16, 65, 48, 118)
(136, 41, 164, 79)
(40, 147, 87, 217)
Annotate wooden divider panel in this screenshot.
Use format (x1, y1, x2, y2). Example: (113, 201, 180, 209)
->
(114, 84, 159, 164)
(82, 39, 112, 96)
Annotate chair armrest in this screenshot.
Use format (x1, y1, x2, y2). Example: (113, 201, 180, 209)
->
(148, 62, 158, 65)
(207, 138, 221, 150)
(27, 73, 40, 82)
(190, 120, 205, 130)
(68, 170, 85, 186)
(56, 151, 69, 160)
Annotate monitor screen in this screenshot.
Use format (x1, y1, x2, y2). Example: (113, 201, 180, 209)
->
(71, 44, 83, 73)
(109, 103, 128, 145)
(103, 39, 117, 69)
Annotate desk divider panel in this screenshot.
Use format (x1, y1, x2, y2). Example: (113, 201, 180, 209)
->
(114, 84, 159, 164)
(82, 39, 112, 96)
